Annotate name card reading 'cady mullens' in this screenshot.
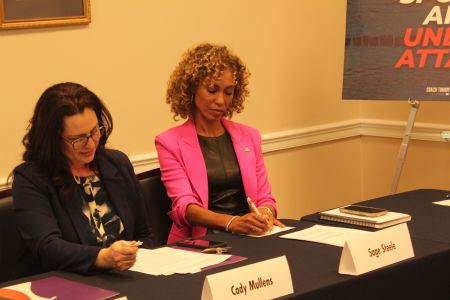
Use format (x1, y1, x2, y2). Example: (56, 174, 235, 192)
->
(338, 223, 414, 275)
(201, 256, 293, 300)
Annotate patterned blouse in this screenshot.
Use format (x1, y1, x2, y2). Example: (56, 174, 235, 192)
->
(74, 175, 124, 247)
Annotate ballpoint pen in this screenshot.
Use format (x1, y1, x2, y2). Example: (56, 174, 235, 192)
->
(122, 240, 143, 247)
(201, 246, 232, 254)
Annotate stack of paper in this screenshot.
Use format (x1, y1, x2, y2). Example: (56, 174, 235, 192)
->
(279, 224, 372, 247)
(433, 199, 450, 206)
(130, 247, 231, 275)
(247, 225, 294, 237)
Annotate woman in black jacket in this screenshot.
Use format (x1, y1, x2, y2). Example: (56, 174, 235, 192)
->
(12, 82, 153, 274)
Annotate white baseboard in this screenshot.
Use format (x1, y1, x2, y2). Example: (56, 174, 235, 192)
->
(2, 118, 450, 191)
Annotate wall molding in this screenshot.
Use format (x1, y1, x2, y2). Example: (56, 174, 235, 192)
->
(2, 118, 450, 190)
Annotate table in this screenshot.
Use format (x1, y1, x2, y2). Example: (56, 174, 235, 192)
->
(2, 190, 450, 299)
(302, 189, 450, 243)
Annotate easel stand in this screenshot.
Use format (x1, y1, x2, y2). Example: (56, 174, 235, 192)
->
(390, 100, 420, 194)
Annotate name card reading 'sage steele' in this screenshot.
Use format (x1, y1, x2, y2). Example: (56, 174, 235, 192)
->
(339, 223, 414, 276)
(201, 256, 293, 300)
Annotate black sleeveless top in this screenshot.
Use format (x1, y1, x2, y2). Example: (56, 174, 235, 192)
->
(198, 132, 249, 216)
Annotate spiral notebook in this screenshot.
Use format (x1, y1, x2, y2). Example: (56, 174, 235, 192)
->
(319, 208, 411, 229)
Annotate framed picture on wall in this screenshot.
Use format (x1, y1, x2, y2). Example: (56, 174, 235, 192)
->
(0, 0, 90, 30)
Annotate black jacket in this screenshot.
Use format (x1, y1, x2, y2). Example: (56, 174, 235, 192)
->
(12, 149, 153, 273)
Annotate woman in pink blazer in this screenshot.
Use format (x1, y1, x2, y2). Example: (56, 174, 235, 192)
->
(156, 43, 283, 243)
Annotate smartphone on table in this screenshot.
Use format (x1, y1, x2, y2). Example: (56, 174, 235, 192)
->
(339, 205, 388, 217)
(175, 238, 227, 250)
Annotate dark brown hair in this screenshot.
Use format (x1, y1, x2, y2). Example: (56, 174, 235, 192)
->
(18, 82, 113, 188)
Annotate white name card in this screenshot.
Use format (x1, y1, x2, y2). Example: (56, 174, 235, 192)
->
(338, 223, 414, 275)
(201, 256, 293, 300)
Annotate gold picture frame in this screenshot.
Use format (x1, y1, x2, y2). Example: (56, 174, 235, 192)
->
(0, 0, 90, 30)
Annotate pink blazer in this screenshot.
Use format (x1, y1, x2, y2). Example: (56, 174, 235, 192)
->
(155, 119, 277, 243)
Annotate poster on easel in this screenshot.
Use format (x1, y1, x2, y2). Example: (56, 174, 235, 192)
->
(343, 0, 450, 100)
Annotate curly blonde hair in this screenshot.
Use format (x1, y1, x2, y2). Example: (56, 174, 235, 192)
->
(166, 43, 250, 120)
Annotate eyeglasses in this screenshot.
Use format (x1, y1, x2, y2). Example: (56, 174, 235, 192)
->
(64, 126, 105, 150)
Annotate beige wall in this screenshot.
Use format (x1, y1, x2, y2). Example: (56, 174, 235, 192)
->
(0, 0, 356, 174)
(361, 100, 450, 124)
(2, 0, 450, 218)
(265, 138, 362, 218)
(361, 136, 450, 199)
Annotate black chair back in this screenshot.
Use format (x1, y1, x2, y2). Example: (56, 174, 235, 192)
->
(0, 189, 38, 282)
(137, 168, 172, 247)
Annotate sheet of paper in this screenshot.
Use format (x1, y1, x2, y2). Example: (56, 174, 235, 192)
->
(279, 224, 372, 247)
(130, 247, 231, 275)
(432, 199, 450, 206)
(247, 225, 295, 237)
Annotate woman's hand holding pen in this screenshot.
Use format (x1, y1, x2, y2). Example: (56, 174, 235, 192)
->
(240, 197, 285, 235)
(95, 240, 140, 271)
(227, 213, 270, 235)
(258, 206, 285, 229)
